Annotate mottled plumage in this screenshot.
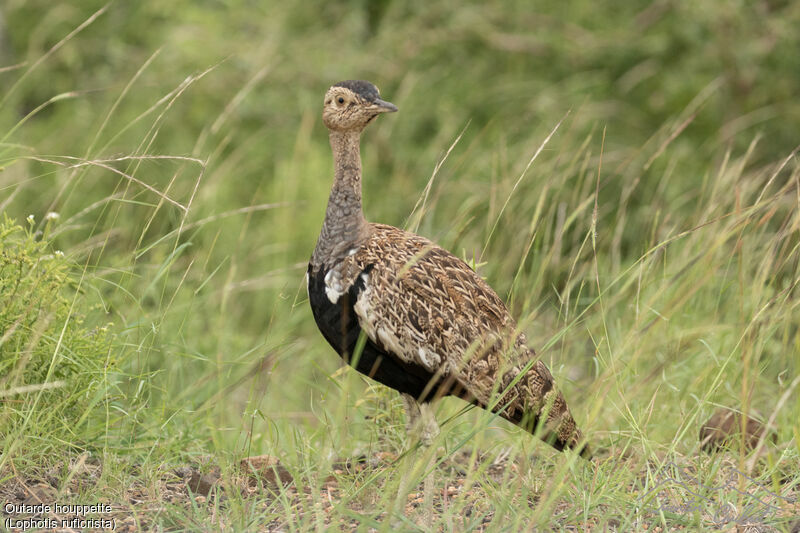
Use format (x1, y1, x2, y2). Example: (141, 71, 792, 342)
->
(309, 80, 589, 457)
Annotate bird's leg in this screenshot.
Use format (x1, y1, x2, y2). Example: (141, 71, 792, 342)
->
(400, 393, 420, 441)
(418, 402, 441, 446)
(399, 394, 439, 526)
(418, 401, 439, 527)
(400, 393, 440, 446)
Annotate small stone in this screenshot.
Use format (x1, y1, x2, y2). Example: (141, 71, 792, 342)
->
(699, 408, 776, 452)
(174, 466, 193, 479)
(186, 469, 220, 496)
(239, 455, 293, 487)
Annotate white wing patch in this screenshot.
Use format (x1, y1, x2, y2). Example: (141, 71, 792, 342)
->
(324, 268, 347, 303)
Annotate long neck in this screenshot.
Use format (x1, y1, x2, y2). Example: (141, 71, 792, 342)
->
(312, 129, 369, 268)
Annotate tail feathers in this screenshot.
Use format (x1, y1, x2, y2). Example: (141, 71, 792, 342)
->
(493, 359, 591, 459)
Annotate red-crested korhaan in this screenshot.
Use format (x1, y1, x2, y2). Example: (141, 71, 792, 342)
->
(308, 80, 590, 458)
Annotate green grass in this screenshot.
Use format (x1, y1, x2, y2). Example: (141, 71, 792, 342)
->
(1, 1, 799, 530)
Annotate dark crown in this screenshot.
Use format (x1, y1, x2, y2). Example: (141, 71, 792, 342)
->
(333, 80, 380, 103)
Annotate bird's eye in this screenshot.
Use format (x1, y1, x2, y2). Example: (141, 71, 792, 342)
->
(337, 97, 345, 104)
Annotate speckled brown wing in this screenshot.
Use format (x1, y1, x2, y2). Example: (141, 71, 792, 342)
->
(328, 223, 588, 455)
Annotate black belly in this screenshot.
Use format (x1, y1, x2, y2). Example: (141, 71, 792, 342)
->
(307, 263, 453, 403)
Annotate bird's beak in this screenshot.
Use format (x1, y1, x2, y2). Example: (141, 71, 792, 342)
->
(373, 98, 398, 113)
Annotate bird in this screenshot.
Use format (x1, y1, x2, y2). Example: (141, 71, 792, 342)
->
(307, 79, 590, 459)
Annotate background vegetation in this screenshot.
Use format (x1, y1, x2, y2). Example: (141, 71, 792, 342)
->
(1, 0, 798, 529)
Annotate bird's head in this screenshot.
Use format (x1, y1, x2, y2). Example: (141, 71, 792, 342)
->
(322, 80, 397, 132)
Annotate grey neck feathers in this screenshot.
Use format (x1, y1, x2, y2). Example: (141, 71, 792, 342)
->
(312, 129, 370, 268)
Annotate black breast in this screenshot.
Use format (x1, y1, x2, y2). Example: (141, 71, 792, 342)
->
(307, 263, 453, 402)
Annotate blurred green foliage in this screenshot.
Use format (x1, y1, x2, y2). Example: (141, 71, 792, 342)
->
(1, 2, 798, 527)
(1, 0, 798, 276)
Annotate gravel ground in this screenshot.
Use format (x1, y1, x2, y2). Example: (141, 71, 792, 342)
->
(1, 451, 797, 531)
